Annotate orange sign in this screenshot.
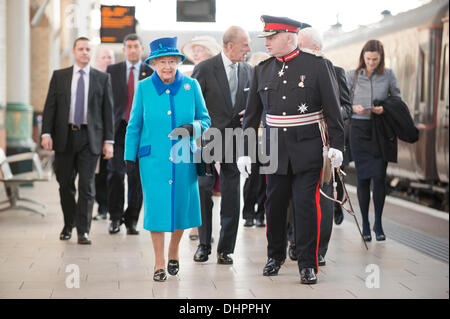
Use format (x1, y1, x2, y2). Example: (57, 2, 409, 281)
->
(100, 5, 136, 43)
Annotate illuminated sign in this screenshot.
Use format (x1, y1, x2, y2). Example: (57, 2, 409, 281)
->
(100, 5, 136, 43)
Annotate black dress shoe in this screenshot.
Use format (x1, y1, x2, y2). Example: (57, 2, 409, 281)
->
(109, 220, 121, 234)
(374, 230, 386, 241)
(77, 233, 92, 245)
(244, 219, 254, 227)
(288, 244, 297, 261)
(300, 268, 317, 284)
(217, 252, 233, 264)
(255, 219, 265, 227)
(334, 206, 344, 225)
(126, 223, 139, 235)
(92, 213, 107, 221)
(263, 258, 283, 276)
(167, 260, 179, 276)
(318, 255, 326, 266)
(153, 269, 167, 282)
(59, 226, 72, 240)
(363, 235, 372, 242)
(194, 244, 211, 262)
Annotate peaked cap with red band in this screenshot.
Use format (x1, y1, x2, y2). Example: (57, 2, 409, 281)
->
(258, 15, 311, 38)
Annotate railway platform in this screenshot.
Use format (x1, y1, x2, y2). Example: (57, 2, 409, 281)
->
(0, 177, 448, 299)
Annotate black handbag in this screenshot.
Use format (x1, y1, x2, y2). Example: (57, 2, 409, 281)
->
(196, 127, 214, 176)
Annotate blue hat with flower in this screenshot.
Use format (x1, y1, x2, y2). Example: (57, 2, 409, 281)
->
(144, 36, 186, 65)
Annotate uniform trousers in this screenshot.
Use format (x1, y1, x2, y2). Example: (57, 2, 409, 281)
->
(54, 126, 98, 234)
(266, 164, 322, 272)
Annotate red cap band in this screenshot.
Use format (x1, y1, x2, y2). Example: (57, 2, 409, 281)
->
(264, 23, 298, 33)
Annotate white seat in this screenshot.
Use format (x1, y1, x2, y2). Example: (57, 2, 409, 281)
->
(0, 148, 53, 216)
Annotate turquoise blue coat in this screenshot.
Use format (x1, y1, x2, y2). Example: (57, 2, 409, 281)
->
(124, 70, 211, 232)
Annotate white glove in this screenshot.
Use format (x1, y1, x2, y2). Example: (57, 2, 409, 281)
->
(328, 148, 343, 168)
(237, 156, 252, 178)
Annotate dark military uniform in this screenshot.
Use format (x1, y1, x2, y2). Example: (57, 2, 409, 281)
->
(243, 26, 344, 277)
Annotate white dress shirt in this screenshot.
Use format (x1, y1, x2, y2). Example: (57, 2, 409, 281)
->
(125, 60, 141, 88)
(221, 51, 239, 81)
(69, 64, 90, 125)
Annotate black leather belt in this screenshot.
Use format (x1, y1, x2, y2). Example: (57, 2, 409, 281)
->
(69, 124, 87, 131)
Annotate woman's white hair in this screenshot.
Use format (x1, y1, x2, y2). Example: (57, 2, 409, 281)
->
(298, 27, 323, 50)
(148, 55, 183, 70)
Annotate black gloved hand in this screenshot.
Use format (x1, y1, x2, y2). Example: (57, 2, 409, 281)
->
(126, 160, 136, 175)
(169, 124, 194, 138)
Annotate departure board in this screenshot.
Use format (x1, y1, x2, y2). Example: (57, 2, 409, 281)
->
(100, 5, 136, 43)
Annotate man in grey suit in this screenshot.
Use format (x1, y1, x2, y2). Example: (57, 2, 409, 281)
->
(41, 37, 114, 245)
(192, 26, 252, 264)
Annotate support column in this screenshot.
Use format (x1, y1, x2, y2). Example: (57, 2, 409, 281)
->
(0, 0, 6, 151)
(6, 0, 34, 169)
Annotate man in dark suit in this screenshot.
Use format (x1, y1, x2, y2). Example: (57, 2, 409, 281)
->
(192, 26, 252, 264)
(41, 37, 114, 245)
(106, 34, 153, 235)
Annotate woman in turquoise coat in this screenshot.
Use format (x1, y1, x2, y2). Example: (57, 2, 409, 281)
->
(124, 37, 211, 281)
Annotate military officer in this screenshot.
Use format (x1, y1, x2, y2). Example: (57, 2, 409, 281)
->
(239, 16, 344, 284)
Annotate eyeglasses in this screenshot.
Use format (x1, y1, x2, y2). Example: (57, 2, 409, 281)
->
(153, 59, 179, 67)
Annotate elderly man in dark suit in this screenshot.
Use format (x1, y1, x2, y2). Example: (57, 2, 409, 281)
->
(296, 27, 353, 266)
(192, 26, 252, 264)
(106, 34, 153, 235)
(41, 37, 114, 245)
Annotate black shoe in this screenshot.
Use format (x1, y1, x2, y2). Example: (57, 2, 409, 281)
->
(217, 252, 233, 264)
(92, 213, 107, 221)
(288, 244, 297, 261)
(334, 206, 344, 225)
(318, 255, 326, 266)
(167, 260, 179, 276)
(153, 269, 167, 282)
(194, 244, 211, 262)
(126, 222, 139, 235)
(59, 226, 72, 240)
(300, 268, 317, 284)
(363, 235, 372, 242)
(189, 231, 199, 240)
(244, 219, 255, 227)
(255, 219, 265, 227)
(263, 258, 283, 276)
(109, 220, 121, 234)
(77, 233, 92, 245)
(374, 229, 386, 241)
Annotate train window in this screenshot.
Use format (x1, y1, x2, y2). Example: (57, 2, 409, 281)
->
(441, 44, 448, 101)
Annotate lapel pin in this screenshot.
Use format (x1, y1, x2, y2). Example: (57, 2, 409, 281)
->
(184, 83, 191, 91)
(142, 72, 146, 77)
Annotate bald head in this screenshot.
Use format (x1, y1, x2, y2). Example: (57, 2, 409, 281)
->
(96, 47, 115, 72)
(222, 26, 251, 63)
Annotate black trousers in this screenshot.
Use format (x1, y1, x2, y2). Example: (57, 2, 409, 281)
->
(107, 120, 143, 225)
(287, 182, 334, 258)
(266, 165, 322, 273)
(54, 126, 98, 234)
(198, 162, 241, 254)
(95, 157, 108, 214)
(242, 162, 266, 221)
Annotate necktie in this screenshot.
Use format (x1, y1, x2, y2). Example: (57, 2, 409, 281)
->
(229, 63, 238, 107)
(125, 66, 135, 122)
(74, 69, 85, 126)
